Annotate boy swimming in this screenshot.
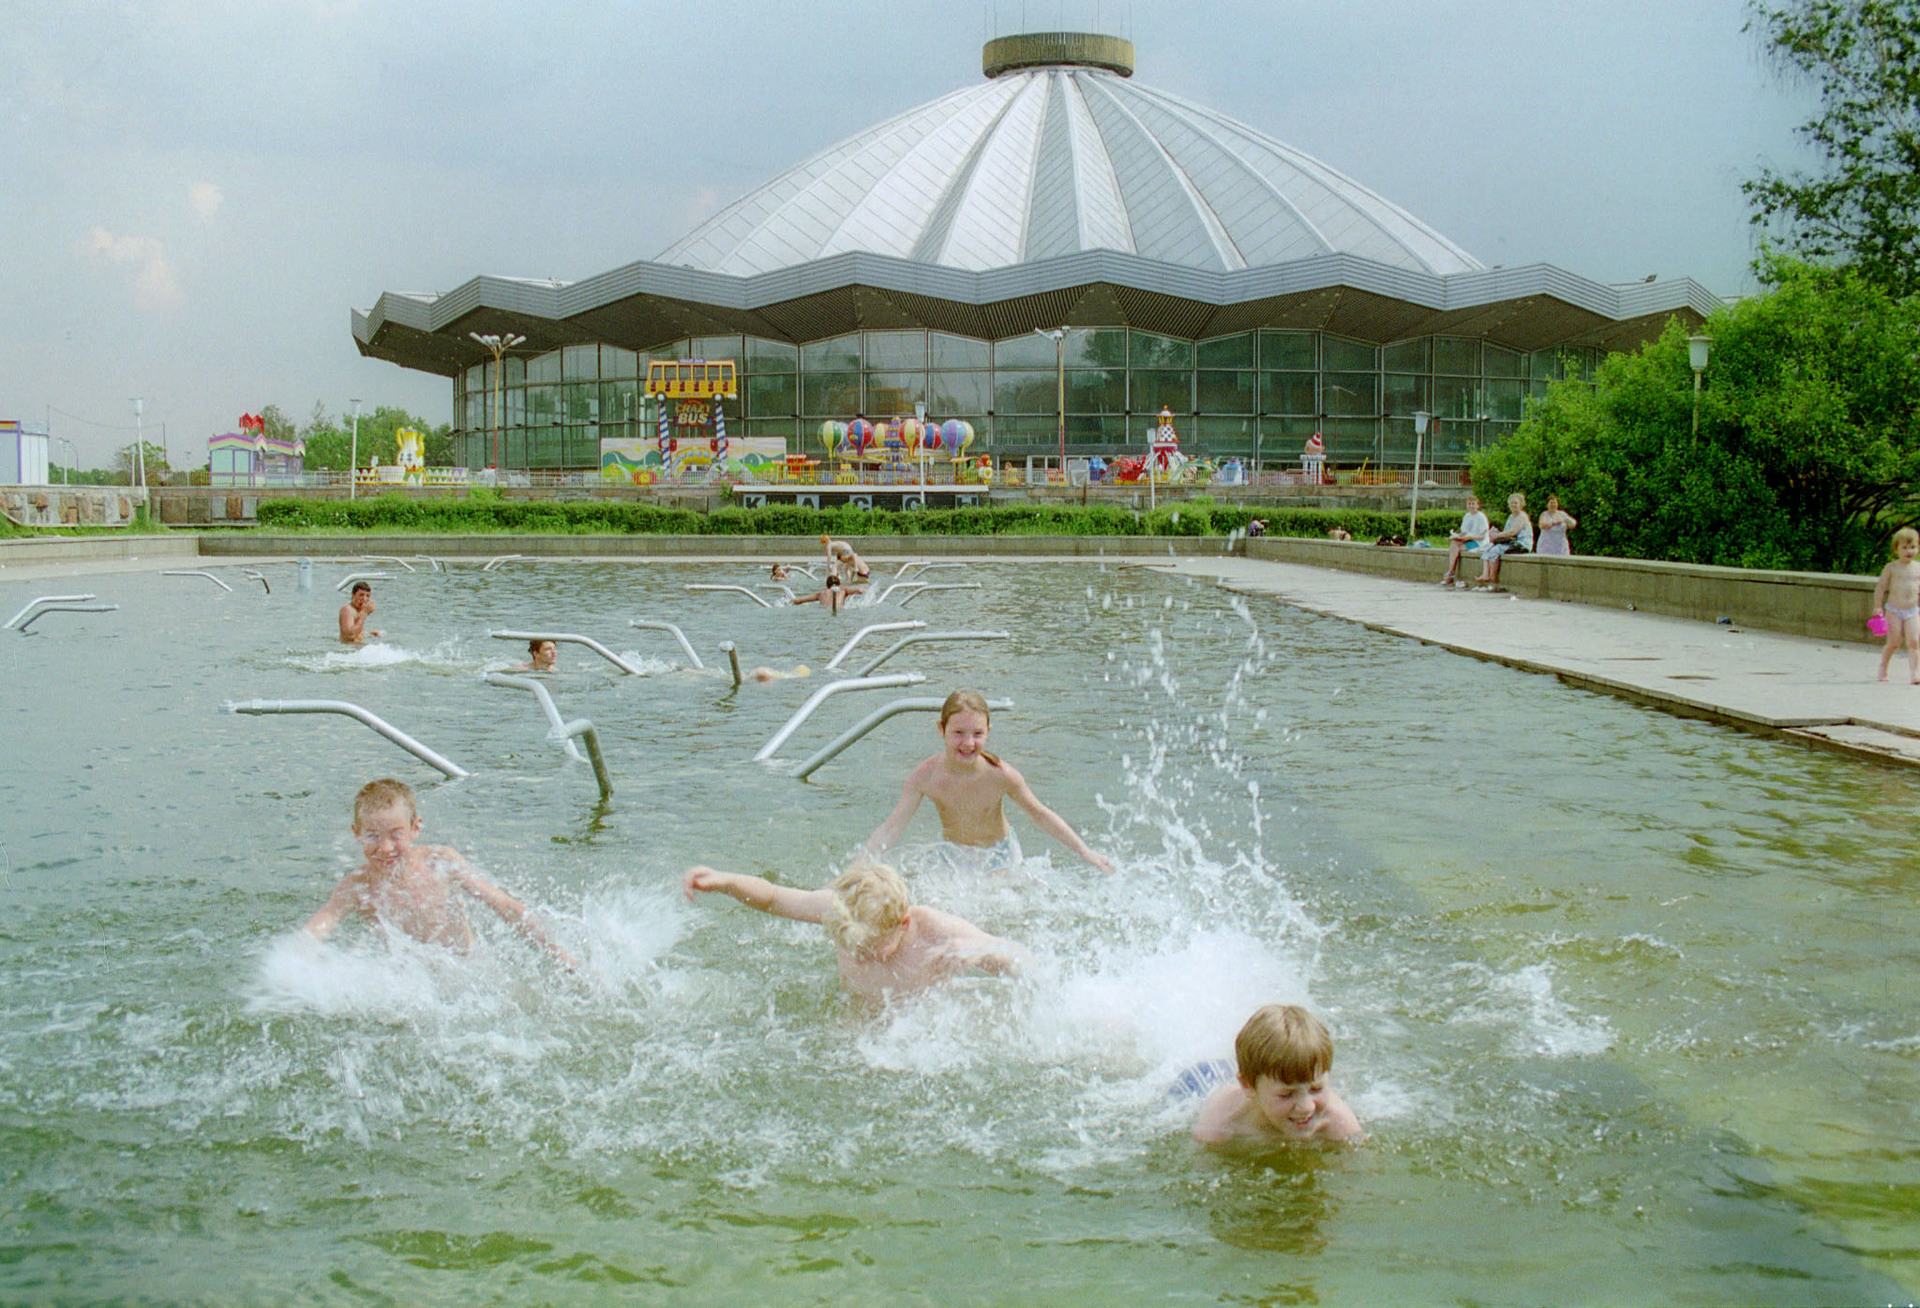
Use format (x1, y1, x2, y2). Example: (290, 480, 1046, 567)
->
(1190, 1004, 1362, 1146)
(304, 779, 577, 968)
(865, 690, 1115, 874)
(518, 638, 558, 672)
(682, 860, 1024, 1001)
(337, 581, 380, 644)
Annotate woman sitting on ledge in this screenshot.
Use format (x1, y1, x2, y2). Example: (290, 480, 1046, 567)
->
(1468, 492, 1532, 589)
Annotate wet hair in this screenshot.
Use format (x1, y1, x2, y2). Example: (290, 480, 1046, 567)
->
(1235, 1004, 1334, 1086)
(1894, 527, 1919, 553)
(350, 581, 372, 597)
(822, 860, 912, 956)
(528, 639, 552, 657)
(938, 689, 1002, 766)
(353, 777, 418, 828)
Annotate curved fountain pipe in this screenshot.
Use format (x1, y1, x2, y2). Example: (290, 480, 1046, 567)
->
(240, 569, 271, 594)
(754, 673, 927, 761)
(795, 696, 1013, 780)
(161, 570, 235, 592)
(684, 584, 771, 608)
(629, 620, 704, 668)
(720, 641, 743, 688)
(757, 584, 798, 604)
(333, 571, 393, 592)
(483, 672, 586, 761)
(895, 559, 931, 577)
(560, 717, 614, 801)
(13, 603, 118, 632)
(824, 620, 925, 670)
(360, 555, 417, 572)
(491, 630, 645, 675)
(5, 594, 95, 629)
(857, 630, 1010, 676)
(481, 555, 525, 572)
(896, 583, 983, 606)
(224, 698, 469, 779)
(410, 556, 445, 571)
(870, 581, 928, 604)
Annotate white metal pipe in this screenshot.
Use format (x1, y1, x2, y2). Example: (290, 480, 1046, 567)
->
(360, 555, 417, 572)
(757, 584, 798, 603)
(561, 719, 614, 800)
(895, 560, 931, 577)
(491, 630, 645, 675)
(225, 698, 469, 778)
(871, 581, 928, 604)
(333, 571, 393, 592)
(241, 569, 271, 594)
(896, 583, 982, 606)
(484, 672, 586, 761)
(720, 640, 743, 687)
(410, 556, 445, 571)
(795, 696, 1013, 780)
(161, 570, 235, 592)
(825, 620, 925, 669)
(14, 603, 118, 632)
(481, 555, 525, 572)
(629, 620, 705, 668)
(684, 584, 771, 608)
(857, 630, 1010, 676)
(5, 595, 95, 629)
(754, 673, 927, 761)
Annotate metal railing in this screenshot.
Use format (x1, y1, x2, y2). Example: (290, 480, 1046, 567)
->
(857, 630, 1010, 676)
(225, 698, 469, 778)
(5, 594, 119, 632)
(795, 696, 1013, 780)
(685, 584, 770, 607)
(897, 583, 982, 606)
(161, 570, 234, 592)
(755, 673, 927, 761)
(628, 620, 704, 669)
(825, 620, 925, 669)
(484, 673, 613, 800)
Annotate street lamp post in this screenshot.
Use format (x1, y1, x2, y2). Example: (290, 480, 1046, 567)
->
(1687, 335, 1713, 442)
(348, 398, 362, 500)
(55, 437, 75, 485)
(469, 331, 527, 473)
(1411, 411, 1431, 542)
(129, 397, 144, 492)
(1033, 327, 1067, 480)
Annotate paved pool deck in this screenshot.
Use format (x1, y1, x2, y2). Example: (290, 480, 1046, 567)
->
(1150, 555, 1920, 770)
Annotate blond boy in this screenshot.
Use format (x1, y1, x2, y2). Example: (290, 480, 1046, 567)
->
(305, 779, 577, 968)
(1192, 1004, 1362, 1146)
(681, 860, 1024, 1001)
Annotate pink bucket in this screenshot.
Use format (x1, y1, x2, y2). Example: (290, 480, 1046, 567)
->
(1869, 613, 1890, 637)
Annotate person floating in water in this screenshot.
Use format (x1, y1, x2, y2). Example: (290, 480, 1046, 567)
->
(518, 638, 558, 672)
(681, 859, 1024, 1001)
(304, 778, 577, 969)
(1189, 1004, 1362, 1146)
(338, 581, 381, 644)
(865, 689, 1116, 874)
(792, 575, 863, 615)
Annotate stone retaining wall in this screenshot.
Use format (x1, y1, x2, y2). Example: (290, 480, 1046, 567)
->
(0, 486, 145, 528)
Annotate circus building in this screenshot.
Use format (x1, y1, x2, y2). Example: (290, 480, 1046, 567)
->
(352, 30, 1718, 481)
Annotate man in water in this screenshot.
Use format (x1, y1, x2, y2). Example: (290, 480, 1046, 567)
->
(339, 581, 381, 644)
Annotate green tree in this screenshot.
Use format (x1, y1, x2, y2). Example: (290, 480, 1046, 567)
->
(1745, 0, 1920, 294)
(111, 441, 171, 487)
(295, 403, 444, 471)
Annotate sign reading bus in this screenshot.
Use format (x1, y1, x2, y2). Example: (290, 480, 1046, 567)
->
(645, 358, 738, 400)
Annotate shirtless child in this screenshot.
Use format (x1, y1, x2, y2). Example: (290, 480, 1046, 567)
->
(304, 778, 577, 968)
(1191, 1004, 1363, 1147)
(1874, 526, 1920, 683)
(792, 575, 863, 615)
(681, 859, 1023, 1001)
(865, 689, 1115, 874)
(338, 581, 381, 644)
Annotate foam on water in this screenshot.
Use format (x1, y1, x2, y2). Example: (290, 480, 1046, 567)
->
(285, 638, 475, 673)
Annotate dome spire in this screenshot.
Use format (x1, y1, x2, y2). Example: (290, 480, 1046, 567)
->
(983, 31, 1134, 78)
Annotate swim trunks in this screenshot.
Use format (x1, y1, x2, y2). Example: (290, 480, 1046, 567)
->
(923, 831, 1023, 876)
(1169, 1059, 1235, 1100)
(1889, 604, 1919, 624)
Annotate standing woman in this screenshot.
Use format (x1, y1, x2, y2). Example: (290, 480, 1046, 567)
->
(1536, 495, 1578, 556)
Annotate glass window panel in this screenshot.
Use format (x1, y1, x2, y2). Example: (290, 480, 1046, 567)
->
(528, 426, 562, 468)
(744, 418, 798, 442)
(1196, 333, 1254, 369)
(1067, 328, 1128, 367)
(865, 372, 926, 415)
(1132, 369, 1192, 412)
(1434, 376, 1480, 420)
(1066, 414, 1130, 442)
(638, 341, 690, 366)
(1484, 343, 1525, 378)
(930, 333, 991, 369)
(993, 370, 1059, 415)
(562, 345, 598, 381)
(599, 347, 636, 379)
(1426, 414, 1481, 462)
(864, 331, 927, 370)
(1260, 371, 1317, 415)
(1065, 368, 1127, 414)
(1381, 338, 1429, 373)
(526, 386, 559, 426)
(600, 380, 640, 426)
(1530, 348, 1562, 380)
(1487, 377, 1526, 422)
(567, 427, 602, 467)
(1321, 336, 1376, 371)
(1324, 372, 1377, 416)
(1197, 370, 1255, 414)
(746, 337, 799, 371)
(1320, 417, 1378, 466)
(466, 364, 486, 391)
(689, 335, 742, 361)
(504, 356, 527, 385)
(746, 373, 797, 417)
(506, 388, 525, 428)
(1433, 337, 1479, 376)
(527, 350, 561, 383)
(801, 335, 862, 372)
(1383, 373, 1430, 416)
(563, 383, 599, 424)
(1259, 331, 1315, 370)
(503, 427, 526, 468)
(801, 372, 862, 416)
(1129, 331, 1192, 367)
(992, 334, 1060, 368)
(927, 371, 992, 414)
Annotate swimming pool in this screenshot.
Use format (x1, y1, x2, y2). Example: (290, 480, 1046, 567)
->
(1, 556, 1914, 1303)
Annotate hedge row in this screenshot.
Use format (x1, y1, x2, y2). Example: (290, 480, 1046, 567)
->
(253, 493, 1443, 541)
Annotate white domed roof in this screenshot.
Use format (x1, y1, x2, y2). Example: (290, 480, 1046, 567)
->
(660, 45, 1483, 279)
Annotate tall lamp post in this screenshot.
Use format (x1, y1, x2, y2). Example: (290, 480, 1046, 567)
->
(1410, 410, 1431, 542)
(1033, 326, 1067, 480)
(55, 437, 75, 485)
(469, 331, 527, 473)
(129, 397, 144, 493)
(1687, 335, 1713, 441)
(348, 398, 362, 500)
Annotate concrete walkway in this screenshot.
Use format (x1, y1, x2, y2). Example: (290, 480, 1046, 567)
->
(1153, 556, 1920, 769)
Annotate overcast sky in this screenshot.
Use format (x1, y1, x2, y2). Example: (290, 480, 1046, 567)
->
(2, 0, 1815, 470)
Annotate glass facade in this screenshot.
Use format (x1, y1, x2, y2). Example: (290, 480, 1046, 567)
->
(451, 328, 1599, 472)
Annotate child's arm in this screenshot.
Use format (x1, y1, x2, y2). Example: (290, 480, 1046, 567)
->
(682, 865, 834, 923)
(302, 874, 364, 940)
(453, 861, 580, 969)
(864, 770, 929, 856)
(1000, 763, 1116, 874)
(1191, 1082, 1247, 1145)
(1313, 1089, 1364, 1142)
(1875, 562, 1893, 612)
(921, 909, 1027, 978)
